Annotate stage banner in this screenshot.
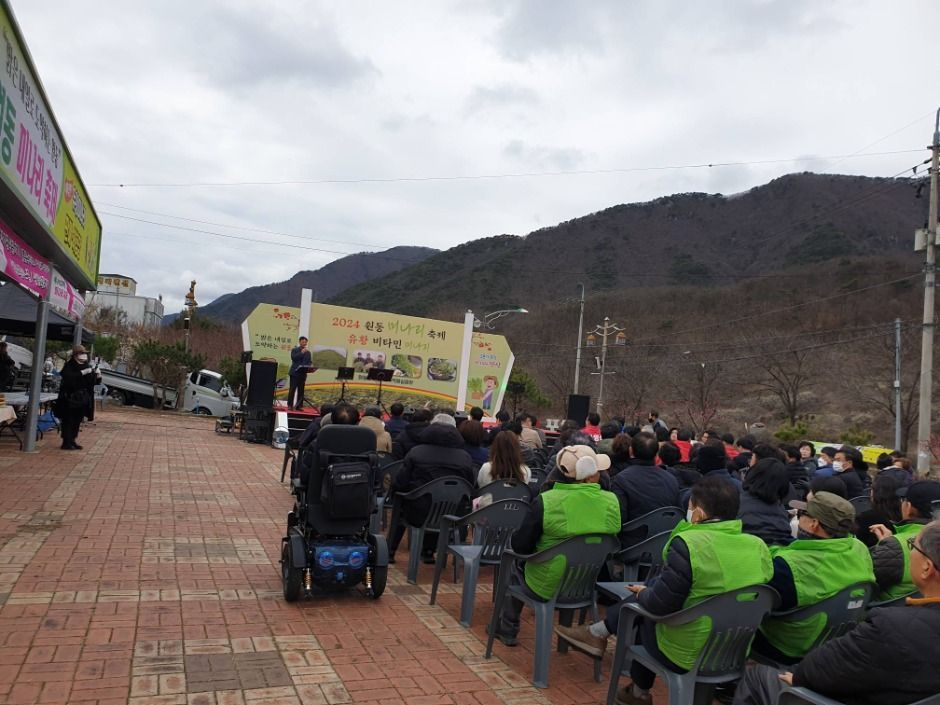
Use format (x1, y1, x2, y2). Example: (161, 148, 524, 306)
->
(242, 302, 514, 410)
(0, 3, 101, 289)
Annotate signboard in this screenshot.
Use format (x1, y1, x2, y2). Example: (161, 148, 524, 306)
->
(49, 269, 84, 320)
(0, 3, 101, 289)
(0, 212, 48, 297)
(242, 302, 514, 411)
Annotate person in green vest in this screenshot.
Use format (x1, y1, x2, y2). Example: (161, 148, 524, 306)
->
(751, 491, 875, 663)
(869, 480, 940, 601)
(555, 476, 773, 705)
(490, 445, 621, 646)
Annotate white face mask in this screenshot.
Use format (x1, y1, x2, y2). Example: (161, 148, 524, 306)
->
(790, 515, 800, 538)
(76, 354, 88, 363)
(818, 457, 829, 468)
(686, 508, 695, 523)
(832, 461, 843, 473)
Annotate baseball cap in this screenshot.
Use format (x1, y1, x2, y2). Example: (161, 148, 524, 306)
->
(556, 444, 611, 480)
(897, 481, 940, 517)
(789, 491, 856, 537)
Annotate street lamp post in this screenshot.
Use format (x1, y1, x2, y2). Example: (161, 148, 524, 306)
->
(473, 307, 528, 329)
(573, 283, 585, 395)
(586, 316, 625, 415)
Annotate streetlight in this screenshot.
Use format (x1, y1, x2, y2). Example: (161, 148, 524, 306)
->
(587, 316, 625, 414)
(573, 283, 585, 395)
(183, 280, 198, 352)
(473, 307, 528, 329)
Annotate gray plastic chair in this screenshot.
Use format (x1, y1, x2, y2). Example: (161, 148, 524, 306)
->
(606, 584, 778, 705)
(485, 533, 620, 689)
(752, 581, 874, 667)
(609, 529, 673, 582)
(848, 495, 871, 514)
(388, 476, 473, 584)
(779, 686, 940, 705)
(620, 506, 684, 543)
(475, 479, 532, 504)
(429, 499, 528, 626)
(371, 460, 403, 533)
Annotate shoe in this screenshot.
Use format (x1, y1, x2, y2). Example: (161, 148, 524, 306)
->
(554, 623, 609, 658)
(72, 443, 83, 450)
(61, 444, 76, 450)
(615, 684, 652, 705)
(485, 624, 518, 647)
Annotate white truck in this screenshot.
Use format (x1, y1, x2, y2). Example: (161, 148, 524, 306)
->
(101, 368, 239, 416)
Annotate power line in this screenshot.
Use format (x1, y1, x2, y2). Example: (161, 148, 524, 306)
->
(89, 148, 922, 189)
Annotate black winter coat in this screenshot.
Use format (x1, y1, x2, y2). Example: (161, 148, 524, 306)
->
(57, 358, 96, 418)
(392, 423, 473, 526)
(878, 466, 914, 488)
(836, 468, 865, 498)
(392, 421, 429, 460)
(793, 600, 940, 705)
(737, 491, 793, 546)
(785, 462, 810, 501)
(610, 461, 680, 525)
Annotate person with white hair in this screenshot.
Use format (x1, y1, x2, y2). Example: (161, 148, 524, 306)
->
(388, 411, 474, 563)
(490, 446, 620, 646)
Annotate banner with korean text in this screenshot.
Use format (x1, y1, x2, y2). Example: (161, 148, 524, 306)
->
(0, 4, 101, 289)
(242, 302, 514, 411)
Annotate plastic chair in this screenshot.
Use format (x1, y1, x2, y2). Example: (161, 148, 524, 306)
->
(371, 460, 403, 533)
(93, 384, 108, 411)
(429, 499, 528, 626)
(475, 479, 532, 504)
(620, 506, 684, 543)
(752, 582, 873, 667)
(866, 590, 919, 611)
(388, 476, 473, 584)
(606, 584, 778, 705)
(609, 529, 673, 582)
(779, 686, 940, 705)
(485, 533, 620, 689)
(848, 495, 871, 514)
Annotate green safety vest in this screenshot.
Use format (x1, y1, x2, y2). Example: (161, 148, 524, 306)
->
(524, 482, 620, 600)
(877, 522, 924, 601)
(655, 520, 773, 670)
(760, 537, 874, 659)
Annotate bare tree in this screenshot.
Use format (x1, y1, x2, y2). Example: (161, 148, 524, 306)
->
(754, 348, 814, 425)
(662, 360, 723, 434)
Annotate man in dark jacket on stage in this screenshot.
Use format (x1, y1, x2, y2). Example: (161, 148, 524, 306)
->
(734, 521, 940, 705)
(388, 413, 473, 560)
(287, 336, 311, 410)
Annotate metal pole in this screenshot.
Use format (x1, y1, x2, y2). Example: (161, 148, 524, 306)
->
(23, 289, 52, 453)
(574, 283, 585, 395)
(916, 109, 939, 476)
(894, 318, 902, 451)
(72, 290, 84, 347)
(597, 317, 609, 414)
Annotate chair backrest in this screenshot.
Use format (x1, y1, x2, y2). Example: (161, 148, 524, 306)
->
(476, 479, 532, 504)
(668, 584, 777, 677)
(529, 534, 620, 604)
(306, 425, 378, 500)
(772, 581, 874, 649)
(615, 529, 673, 582)
(528, 466, 548, 486)
(93, 384, 107, 398)
(848, 495, 871, 514)
(379, 460, 404, 495)
(406, 476, 473, 531)
(466, 499, 529, 564)
(620, 506, 684, 542)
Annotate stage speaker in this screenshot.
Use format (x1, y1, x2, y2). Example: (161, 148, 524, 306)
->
(246, 360, 277, 407)
(566, 394, 591, 427)
(244, 405, 273, 444)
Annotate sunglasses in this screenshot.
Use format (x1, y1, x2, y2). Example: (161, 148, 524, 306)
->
(907, 536, 936, 565)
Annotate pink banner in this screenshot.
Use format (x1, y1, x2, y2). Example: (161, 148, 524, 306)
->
(0, 216, 51, 298)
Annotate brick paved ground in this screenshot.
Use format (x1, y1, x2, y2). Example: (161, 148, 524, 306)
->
(0, 407, 671, 705)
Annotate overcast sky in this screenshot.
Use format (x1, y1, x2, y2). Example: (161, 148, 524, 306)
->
(11, 0, 939, 313)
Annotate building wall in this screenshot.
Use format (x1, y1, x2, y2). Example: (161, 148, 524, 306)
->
(92, 292, 164, 327)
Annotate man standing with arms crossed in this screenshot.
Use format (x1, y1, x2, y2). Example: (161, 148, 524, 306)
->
(288, 336, 312, 410)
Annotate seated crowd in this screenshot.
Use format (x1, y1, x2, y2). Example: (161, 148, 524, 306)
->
(298, 402, 940, 704)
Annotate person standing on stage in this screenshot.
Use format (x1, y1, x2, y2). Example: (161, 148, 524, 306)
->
(288, 336, 312, 410)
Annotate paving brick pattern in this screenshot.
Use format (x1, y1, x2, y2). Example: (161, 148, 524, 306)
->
(0, 408, 671, 704)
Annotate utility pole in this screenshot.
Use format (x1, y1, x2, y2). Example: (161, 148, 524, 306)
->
(916, 109, 939, 476)
(894, 318, 902, 452)
(586, 316, 625, 415)
(573, 283, 585, 395)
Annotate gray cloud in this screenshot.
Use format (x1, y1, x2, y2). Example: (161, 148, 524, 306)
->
(503, 140, 586, 171)
(465, 83, 541, 114)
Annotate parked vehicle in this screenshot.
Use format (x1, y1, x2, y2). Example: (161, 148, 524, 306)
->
(101, 368, 238, 416)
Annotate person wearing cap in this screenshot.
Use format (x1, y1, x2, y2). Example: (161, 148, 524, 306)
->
(832, 447, 866, 498)
(55, 345, 100, 450)
(388, 412, 474, 562)
(490, 446, 620, 646)
(556, 477, 772, 705)
(813, 446, 838, 478)
(733, 521, 940, 705)
(751, 492, 875, 663)
(287, 336, 311, 410)
(869, 480, 940, 601)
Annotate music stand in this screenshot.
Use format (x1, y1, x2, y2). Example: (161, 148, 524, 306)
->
(366, 368, 395, 413)
(335, 367, 355, 402)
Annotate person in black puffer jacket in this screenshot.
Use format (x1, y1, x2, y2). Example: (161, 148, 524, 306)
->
(738, 458, 793, 546)
(779, 444, 810, 501)
(833, 447, 867, 499)
(388, 414, 473, 560)
(391, 408, 431, 459)
(733, 521, 940, 705)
